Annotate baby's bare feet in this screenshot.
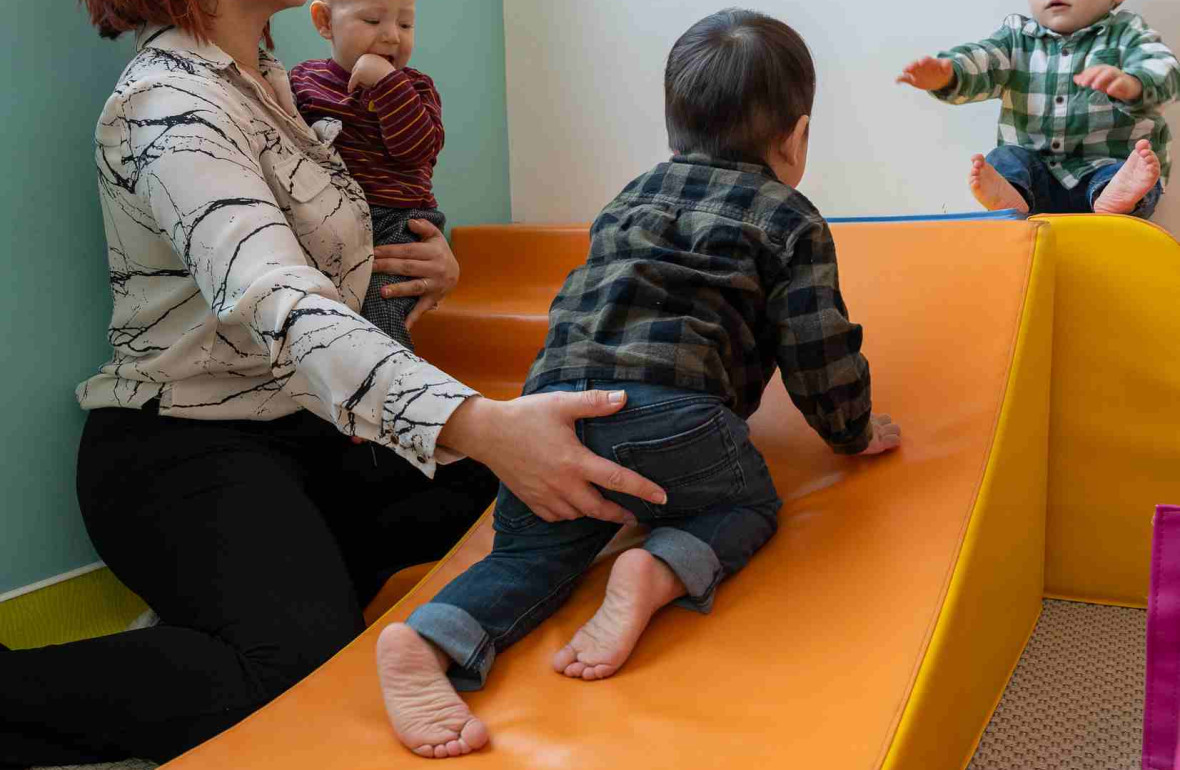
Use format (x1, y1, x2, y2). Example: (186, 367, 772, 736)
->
(1094, 140, 1160, 215)
(552, 548, 685, 681)
(376, 623, 489, 759)
(969, 155, 1030, 213)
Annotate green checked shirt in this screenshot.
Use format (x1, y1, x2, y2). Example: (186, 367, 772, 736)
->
(935, 11, 1179, 189)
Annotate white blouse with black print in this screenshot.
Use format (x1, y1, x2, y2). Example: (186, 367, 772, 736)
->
(77, 25, 476, 476)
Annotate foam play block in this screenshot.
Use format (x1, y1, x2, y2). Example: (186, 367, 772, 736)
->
(161, 218, 1054, 770)
(1035, 215, 1180, 607)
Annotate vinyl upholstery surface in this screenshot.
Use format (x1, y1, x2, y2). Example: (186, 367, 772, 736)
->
(162, 218, 1057, 770)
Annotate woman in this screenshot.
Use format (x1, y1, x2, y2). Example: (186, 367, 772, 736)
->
(0, 1, 664, 766)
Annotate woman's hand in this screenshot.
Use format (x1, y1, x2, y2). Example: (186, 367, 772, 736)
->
(437, 391, 667, 525)
(372, 219, 459, 329)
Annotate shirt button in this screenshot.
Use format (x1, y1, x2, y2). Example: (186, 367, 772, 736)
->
(1062, 48, 1071, 56)
(1056, 96, 1065, 105)
(1052, 141, 1062, 150)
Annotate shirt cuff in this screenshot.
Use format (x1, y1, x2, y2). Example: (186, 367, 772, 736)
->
(363, 68, 415, 113)
(930, 56, 966, 103)
(828, 415, 873, 456)
(1117, 69, 1156, 112)
(375, 359, 480, 478)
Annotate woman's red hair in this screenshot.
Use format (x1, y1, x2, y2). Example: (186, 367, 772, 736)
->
(81, 0, 273, 48)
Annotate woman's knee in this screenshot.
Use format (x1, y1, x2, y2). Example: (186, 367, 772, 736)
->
(241, 615, 363, 697)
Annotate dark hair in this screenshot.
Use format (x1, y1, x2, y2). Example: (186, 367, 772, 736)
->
(665, 9, 815, 163)
(80, 0, 273, 48)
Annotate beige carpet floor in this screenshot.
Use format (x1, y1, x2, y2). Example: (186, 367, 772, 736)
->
(968, 599, 1147, 770)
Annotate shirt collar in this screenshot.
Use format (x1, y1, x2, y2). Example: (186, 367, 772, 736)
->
(671, 153, 779, 181)
(136, 24, 280, 75)
(1019, 11, 1113, 40)
(137, 25, 233, 69)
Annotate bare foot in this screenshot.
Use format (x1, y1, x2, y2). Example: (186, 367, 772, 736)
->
(552, 548, 686, 681)
(1094, 140, 1161, 215)
(969, 154, 1030, 213)
(376, 623, 489, 759)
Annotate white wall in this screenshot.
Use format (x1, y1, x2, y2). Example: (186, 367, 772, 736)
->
(504, 0, 1180, 232)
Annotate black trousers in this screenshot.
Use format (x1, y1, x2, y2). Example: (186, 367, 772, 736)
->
(0, 404, 497, 768)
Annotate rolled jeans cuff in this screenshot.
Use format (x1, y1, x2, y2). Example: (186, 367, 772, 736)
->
(644, 527, 724, 614)
(405, 602, 495, 692)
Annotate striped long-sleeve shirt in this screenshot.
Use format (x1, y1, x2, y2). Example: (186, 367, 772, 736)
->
(290, 59, 443, 209)
(933, 11, 1179, 189)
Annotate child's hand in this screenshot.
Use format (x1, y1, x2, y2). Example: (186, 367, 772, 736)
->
(1074, 66, 1143, 103)
(348, 53, 397, 92)
(860, 414, 902, 456)
(896, 57, 955, 91)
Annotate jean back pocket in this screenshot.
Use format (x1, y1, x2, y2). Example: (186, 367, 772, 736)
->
(613, 408, 745, 517)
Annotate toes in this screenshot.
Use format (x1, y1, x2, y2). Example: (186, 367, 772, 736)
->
(583, 663, 616, 681)
(564, 661, 587, 678)
(414, 745, 436, 758)
(460, 718, 489, 751)
(552, 645, 576, 673)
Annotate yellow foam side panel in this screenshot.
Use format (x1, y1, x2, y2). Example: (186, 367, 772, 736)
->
(0, 563, 436, 650)
(884, 221, 1055, 769)
(1036, 215, 1180, 606)
(0, 568, 146, 649)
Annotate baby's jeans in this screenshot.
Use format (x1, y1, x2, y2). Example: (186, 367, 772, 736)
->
(405, 379, 782, 690)
(986, 145, 1162, 219)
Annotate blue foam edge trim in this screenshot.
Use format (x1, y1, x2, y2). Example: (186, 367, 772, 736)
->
(827, 209, 1027, 224)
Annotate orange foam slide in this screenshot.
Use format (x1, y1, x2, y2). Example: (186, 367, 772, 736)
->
(163, 216, 1061, 769)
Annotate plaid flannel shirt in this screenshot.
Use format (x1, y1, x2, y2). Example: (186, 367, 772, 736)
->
(934, 10, 1179, 189)
(524, 155, 873, 454)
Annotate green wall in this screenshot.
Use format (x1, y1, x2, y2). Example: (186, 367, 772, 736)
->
(0, 7, 134, 596)
(0, 2, 511, 596)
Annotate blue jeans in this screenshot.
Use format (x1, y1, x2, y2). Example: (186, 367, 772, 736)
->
(406, 379, 782, 690)
(986, 145, 1162, 219)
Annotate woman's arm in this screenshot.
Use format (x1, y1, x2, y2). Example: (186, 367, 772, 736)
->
(108, 72, 666, 520)
(107, 73, 470, 475)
